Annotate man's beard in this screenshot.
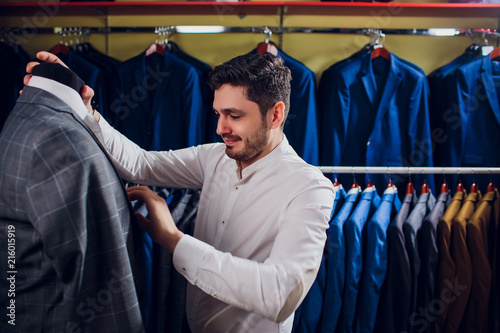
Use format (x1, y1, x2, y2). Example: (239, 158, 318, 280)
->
(223, 120, 269, 163)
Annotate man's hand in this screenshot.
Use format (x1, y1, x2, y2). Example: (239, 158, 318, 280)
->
(23, 51, 97, 120)
(127, 186, 184, 253)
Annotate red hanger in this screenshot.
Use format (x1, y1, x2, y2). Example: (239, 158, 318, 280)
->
(145, 43, 165, 56)
(257, 42, 278, 56)
(387, 180, 394, 188)
(487, 182, 496, 192)
(441, 182, 449, 193)
(470, 182, 478, 193)
(145, 43, 165, 57)
(50, 43, 69, 56)
(456, 181, 464, 193)
(490, 47, 500, 60)
(421, 181, 430, 194)
(366, 181, 373, 188)
(406, 181, 414, 195)
(257, 27, 278, 56)
(371, 46, 390, 61)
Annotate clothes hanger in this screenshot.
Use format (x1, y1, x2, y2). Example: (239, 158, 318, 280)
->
(50, 28, 70, 56)
(456, 176, 465, 193)
(421, 180, 430, 194)
(440, 174, 449, 193)
(369, 30, 390, 61)
(145, 26, 168, 57)
(257, 26, 278, 56)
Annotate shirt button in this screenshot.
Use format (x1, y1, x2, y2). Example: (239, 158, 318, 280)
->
(235, 186, 239, 190)
(180, 268, 187, 275)
(212, 292, 217, 298)
(367, 141, 371, 146)
(221, 220, 226, 225)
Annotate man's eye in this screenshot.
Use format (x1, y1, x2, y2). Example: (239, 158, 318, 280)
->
(214, 112, 220, 117)
(230, 115, 240, 120)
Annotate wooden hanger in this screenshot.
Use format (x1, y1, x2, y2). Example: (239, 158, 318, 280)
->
(50, 43, 69, 56)
(470, 182, 478, 193)
(406, 181, 414, 195)
(490, 47, 500, 60)
(441, 182, 449, 193)
(421, 181, 430, 194)
(145, 43, 165, 57)
(371, 45, 390, 61)
(456, 180, 464, 193)
(257, 26, 278, 56)
(487, 182, 496, 192)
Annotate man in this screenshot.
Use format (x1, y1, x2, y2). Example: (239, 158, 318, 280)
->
(25, 51, 335, 332)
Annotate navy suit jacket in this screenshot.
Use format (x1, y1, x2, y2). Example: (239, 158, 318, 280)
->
(321, 186, 361, 333)
(433, 55, 500, 190)
(417, 190, 452, 333)
(342, 186, 381, 333)
(249, 48, 319, 165)
(356, 186, 401, 333)
(110, 51, 205, 151)
(293, 185, 347, 333)
(375, 190, 417, 333)
(319, 52, 434, 193)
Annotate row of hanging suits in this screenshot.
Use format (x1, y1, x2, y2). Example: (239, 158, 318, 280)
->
(293, 180, 500, 333)
(1, 40, 500, 185)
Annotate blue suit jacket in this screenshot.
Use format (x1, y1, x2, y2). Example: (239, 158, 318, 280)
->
(375, 190, 417, 333)
(403, 191, 437, 333)
(319, 52, 434, 193)
(341, 186, 381, 333)
(356, 186, 401, 333)
(110, 51, 204, 150)
(451, 56, 500, 189)
(250, 48, 319, 165)
(321, 186, 361, 333)
(293, 185, 347, 333)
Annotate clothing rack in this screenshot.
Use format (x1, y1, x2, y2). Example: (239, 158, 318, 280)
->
(318, 166, 500, 174)
(2, 26, 499, 38)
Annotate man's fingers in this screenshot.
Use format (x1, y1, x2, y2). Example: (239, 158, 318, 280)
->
(126, 186, 152, 202)
(36, 51, 69, 68)
(81, 85, 95, 111)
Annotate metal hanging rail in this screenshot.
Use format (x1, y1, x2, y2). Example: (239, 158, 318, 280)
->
(318, 166, 500, 174)
(1, 26, 499, 37)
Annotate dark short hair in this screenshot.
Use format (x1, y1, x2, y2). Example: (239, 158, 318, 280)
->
(208, 53, 292, 129)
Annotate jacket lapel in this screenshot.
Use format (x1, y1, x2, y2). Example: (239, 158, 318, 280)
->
(479, 57, 500, 127)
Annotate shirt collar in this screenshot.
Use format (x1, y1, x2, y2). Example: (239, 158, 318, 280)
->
(28, 76, 89, 120)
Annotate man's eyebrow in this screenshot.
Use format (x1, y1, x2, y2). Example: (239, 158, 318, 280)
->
(214, 108, 245, 114)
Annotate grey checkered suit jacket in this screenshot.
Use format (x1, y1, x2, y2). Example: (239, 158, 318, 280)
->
(0, 86, 145, 332)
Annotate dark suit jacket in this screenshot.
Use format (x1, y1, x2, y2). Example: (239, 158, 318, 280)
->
(403, 191, 436, 333)
(418, 190, 452, 333)
(110, 51, 205, 151)
(374, 191, 417, 333)
(464, 189, 499, 333)
(446, 191, 482, 333)
(0, 86, 145, 333)
(435, 190, 466, 333)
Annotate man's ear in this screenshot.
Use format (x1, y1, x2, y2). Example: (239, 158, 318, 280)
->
(269, 101, 285, 130)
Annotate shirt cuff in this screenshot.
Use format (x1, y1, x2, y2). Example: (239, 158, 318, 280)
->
(173, 234, 213, 283)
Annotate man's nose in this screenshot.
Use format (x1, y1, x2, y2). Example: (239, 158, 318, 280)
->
(216, 116, 230, 136)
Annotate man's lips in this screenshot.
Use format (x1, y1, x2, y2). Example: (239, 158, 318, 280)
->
(222, 136, 240, 145)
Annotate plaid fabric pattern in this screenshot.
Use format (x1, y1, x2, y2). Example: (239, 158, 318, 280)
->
(0, 86, 145, 332)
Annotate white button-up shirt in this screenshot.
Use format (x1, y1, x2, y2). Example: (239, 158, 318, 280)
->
(98, 118, 335, 332)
